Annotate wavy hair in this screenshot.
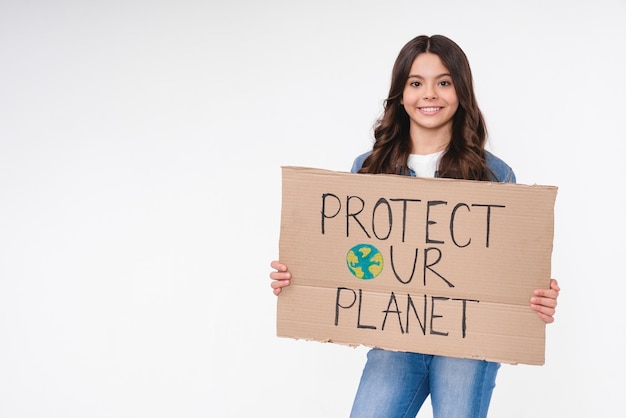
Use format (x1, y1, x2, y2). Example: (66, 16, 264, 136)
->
(359, 35, 492, 180)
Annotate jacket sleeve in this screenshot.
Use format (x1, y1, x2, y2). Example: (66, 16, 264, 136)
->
(351, 151, 371, 174)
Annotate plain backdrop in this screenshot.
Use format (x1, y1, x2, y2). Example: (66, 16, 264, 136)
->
(1, 1, 625, 417)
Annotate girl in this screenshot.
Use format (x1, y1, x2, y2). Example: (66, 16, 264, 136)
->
(269, 34, 560, 418)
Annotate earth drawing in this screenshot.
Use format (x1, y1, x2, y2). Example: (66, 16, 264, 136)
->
(346, 243, 384, 280)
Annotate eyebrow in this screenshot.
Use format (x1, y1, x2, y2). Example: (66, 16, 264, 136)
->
(407, 73, 452, 79)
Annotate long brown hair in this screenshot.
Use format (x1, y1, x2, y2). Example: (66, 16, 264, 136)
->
(359, 35, 492, 180)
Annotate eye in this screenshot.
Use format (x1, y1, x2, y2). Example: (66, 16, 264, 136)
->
(410, 81, 421, 87)
(439, 80, 452, 86)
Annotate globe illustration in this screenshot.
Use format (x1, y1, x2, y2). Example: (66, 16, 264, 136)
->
(346, 243, 384, 280)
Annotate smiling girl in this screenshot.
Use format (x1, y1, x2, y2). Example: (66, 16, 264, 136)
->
(269, 34, 560, 418)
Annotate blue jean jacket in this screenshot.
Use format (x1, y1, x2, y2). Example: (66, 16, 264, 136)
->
(350, 150, 517, 183)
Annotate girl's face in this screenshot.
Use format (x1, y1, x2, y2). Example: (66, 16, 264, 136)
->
(401, 53, 459, 143)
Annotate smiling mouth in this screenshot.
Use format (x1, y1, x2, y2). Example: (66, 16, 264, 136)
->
(420, 107, 442, 113)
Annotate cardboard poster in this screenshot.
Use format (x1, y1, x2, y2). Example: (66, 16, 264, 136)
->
(276, 166, 557, 365)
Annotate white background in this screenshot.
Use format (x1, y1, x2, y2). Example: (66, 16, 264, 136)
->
(1, 1, 625, 417)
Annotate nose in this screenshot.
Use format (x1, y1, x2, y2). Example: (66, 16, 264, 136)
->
(423, 84, 437, 100)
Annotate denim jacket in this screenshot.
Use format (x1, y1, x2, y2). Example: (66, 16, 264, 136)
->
(350, 150, 516, 183)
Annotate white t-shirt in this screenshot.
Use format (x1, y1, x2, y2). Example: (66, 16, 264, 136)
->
(407, 151, 444, 178)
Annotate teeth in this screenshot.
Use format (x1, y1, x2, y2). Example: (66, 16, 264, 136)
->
(421, 107, 440, 112)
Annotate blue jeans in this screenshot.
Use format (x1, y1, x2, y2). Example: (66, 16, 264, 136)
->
(350, 349, 500, 418)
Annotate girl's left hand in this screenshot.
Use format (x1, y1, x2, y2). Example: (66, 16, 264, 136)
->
(530, 278, 560, 323)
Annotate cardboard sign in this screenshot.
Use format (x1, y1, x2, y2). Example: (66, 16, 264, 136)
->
(276, 166, 557, 365)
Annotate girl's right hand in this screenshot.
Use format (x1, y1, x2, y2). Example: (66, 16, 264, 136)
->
(269, 260, 291, 296)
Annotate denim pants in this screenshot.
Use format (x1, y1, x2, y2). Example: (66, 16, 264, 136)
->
(350, 348, 500, 418)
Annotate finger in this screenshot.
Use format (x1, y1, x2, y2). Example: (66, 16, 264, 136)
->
(270, 260, 287, 272)
(533, 288, 558, 300)
(270, 271, 292, 281)
(530, 301, 555, 314)
(535, 310, 555, 324)
(530, 295, 557, 309)
(530, 296, 556, 313)
(271, 279, 291, 289)
(531, 305, 556, 324)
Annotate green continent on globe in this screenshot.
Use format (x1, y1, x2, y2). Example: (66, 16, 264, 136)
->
(346, 244, 383, 280)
